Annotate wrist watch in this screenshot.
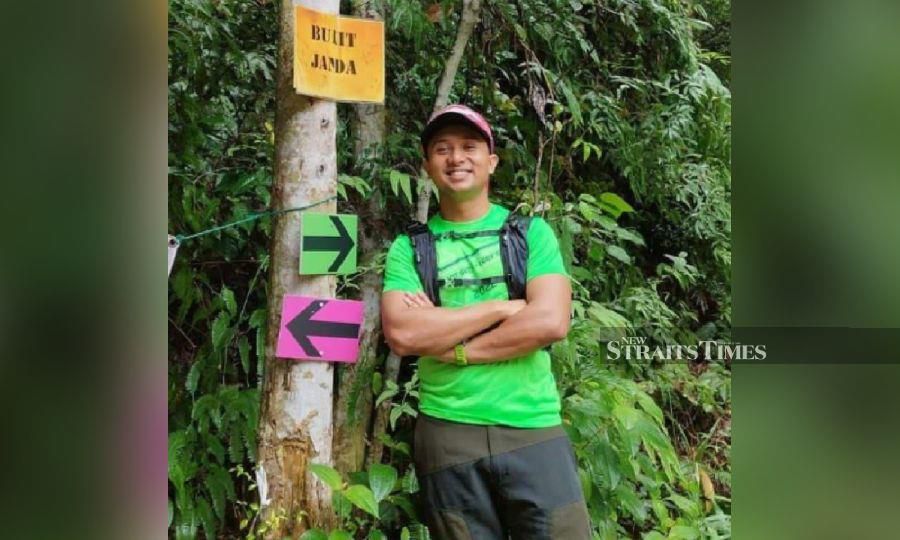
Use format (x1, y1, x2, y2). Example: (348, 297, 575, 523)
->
(454, 343, 468, 366)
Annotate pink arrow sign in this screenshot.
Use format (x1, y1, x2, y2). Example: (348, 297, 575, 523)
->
(276, 295, 364, 362)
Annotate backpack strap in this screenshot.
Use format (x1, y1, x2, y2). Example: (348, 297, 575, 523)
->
(434, 230, 500, 241)
(500, 214, 552, 351)
(406, 221, 442, 307)
(438, 276, 508, 288)
(407, 213, 531, 304)
(499, 213, 532, 300)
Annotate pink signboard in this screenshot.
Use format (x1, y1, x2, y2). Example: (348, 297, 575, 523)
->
(276, 295, 364, 362)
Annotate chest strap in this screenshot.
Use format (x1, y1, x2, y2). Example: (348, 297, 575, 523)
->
(407, 213, 532, 305)
(438, 276, 508, 288)
(433, 230, 500, 241)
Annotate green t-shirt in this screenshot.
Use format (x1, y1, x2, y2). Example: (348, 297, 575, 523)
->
(383, 203, 568, 428)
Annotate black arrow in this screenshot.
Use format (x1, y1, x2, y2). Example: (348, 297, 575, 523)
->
(286, 300, 361, 358)
(304, 215, 354, 272)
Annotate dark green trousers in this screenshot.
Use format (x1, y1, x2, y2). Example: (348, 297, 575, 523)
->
(413, 413, 592, 539)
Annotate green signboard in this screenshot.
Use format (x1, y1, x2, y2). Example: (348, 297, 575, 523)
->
(300, 213, 358, 275)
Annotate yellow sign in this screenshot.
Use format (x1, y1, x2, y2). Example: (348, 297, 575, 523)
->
(293, 6, 385, 103)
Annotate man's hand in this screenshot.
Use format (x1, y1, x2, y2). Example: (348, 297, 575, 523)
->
(440, 274, 571, 364)
(381, 291, 527, 357)
(401, 291, 434, 308)
(502, 299, 527, 318)
(402, 291, 526, 319)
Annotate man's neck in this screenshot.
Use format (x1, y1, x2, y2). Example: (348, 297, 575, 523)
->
(438, 195, 491, 222)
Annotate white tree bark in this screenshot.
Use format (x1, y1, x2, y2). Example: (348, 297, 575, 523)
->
(256, 0, 339, 536)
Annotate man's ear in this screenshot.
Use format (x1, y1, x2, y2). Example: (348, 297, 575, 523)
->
(489, 153, 499, 174)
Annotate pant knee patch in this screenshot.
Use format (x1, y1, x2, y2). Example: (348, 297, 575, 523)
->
(549, 500, 592, 540)
(426, 508, 472, 540)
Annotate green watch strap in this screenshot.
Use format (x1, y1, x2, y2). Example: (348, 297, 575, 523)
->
(454, 343, 467, 366)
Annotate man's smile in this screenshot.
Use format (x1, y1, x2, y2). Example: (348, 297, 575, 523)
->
(445, 168, 473, 181)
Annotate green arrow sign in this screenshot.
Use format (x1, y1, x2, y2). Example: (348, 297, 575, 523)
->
(300, 213, 358, 275)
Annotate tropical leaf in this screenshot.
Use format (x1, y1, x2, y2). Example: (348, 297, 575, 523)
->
(309, 463, 343, 491)
(220, 286, 237, 314)
(237, 336, 250, 375)
(299, 530, 328, 540)
(606, 245, 632, 264)
(185, 360, 201, 394)
(599, 192, 634, 217)
(195, 496, 217, 538)
(344, 484, 379, 518)
(368, 463, 398, 502)
(210, 312, 231, 350)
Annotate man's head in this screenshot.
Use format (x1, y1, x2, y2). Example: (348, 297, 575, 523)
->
(421, 105, 498, 202)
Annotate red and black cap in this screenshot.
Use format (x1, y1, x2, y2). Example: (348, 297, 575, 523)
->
(420, 104, 495, 153)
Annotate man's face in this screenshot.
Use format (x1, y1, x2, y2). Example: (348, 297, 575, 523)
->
(423, 124, 499, 201)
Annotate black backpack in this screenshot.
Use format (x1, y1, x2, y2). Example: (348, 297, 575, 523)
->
(406, 213, 532, 307)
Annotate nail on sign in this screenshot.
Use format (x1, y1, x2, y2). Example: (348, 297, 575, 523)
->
(300, 213, 357, 275)
(276, 295, 363, 362)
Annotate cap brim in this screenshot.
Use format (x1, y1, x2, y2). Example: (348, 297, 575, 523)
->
(421, 112, 492, 152)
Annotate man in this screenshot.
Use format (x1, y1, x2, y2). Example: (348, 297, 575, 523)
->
(381, 104, 592, 539)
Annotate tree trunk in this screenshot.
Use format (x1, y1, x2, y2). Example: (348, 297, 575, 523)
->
(256, 0, 339, 536)
(333, 0, 386, 477)
(366, 351, 401, 467)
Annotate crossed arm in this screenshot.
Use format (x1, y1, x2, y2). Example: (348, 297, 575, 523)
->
(381, 274, 572, 363)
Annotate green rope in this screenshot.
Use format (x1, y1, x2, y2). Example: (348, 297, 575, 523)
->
(173, 195, 337, 243)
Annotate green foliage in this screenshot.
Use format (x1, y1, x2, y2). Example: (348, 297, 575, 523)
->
(168, 0, 275, 536)
(169, 0, 731, 537)
(169, 387, 259, 537)
(353, 0, 733, 536)
(309, 461, 425, 538)
(369, 463, 400, 502)
(310, 463, 345, 491)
